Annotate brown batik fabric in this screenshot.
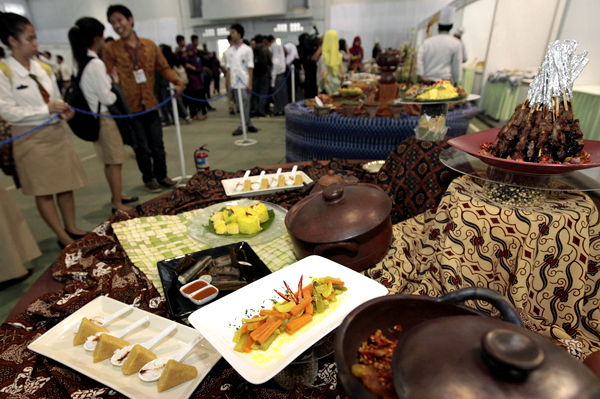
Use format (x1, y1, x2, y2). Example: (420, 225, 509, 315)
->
(376, 136, 460, 224)
(0, 160, 370, 399)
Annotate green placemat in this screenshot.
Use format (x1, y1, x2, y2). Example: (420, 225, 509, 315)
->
(112, 210, 297, 296)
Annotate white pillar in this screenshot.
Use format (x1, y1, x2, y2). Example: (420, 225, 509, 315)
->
(234, 86, 257, 146)
(291, 64, 296, 103)
(170, 83, 188, 183)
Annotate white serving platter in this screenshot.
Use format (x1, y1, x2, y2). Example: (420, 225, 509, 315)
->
(188, 255, 388, 384)
(221, 171, 313, 197)
(28, 296, 221, 398)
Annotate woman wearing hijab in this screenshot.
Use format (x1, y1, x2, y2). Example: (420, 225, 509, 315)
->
(349, 36, 363, 71)
(317, 30, 344, 96)
(184, 43, 207, 121)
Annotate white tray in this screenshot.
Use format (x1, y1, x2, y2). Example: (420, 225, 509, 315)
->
(28, 296, 221, 398)
(188, 256, 389, 384)
(221, 171, 313, 197)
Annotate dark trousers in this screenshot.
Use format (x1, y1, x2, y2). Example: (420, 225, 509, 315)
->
(252, 75, 270, 115)
(213, 72, 221, 94)
(185, 89, 207, 117)
(131, 110, 167, 183)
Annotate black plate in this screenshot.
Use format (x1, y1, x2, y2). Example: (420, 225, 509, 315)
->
(157, 242, 272, 319)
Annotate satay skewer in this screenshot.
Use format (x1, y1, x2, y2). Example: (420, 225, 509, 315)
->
(563, 89, 569, 111)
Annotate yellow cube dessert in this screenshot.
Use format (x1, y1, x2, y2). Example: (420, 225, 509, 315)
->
(294, 174, 303, 186)
(210, 212, 223, 223)
(92, 334, 130, 363)
(157, 359, 198, 393)
(237, 214, 262, 235)
(243, 179, 252, 192)
(73, 318, 108, 346)
(260, 178, 269, 189)
(121, 344, 157, 375)
(248, 203, 269, 223)
(227, 223, 240, 234)
(278, 175, 285, 187)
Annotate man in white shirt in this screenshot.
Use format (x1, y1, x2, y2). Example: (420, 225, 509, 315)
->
(417, 6, 463, 85)
(284, 41, 301, 102)
(56, 55, 72, 94)
(226, 23, 258, 136)
(454, 27, 468, 63)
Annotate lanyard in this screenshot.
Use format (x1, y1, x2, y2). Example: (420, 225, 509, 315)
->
(124, 35, 141, 70)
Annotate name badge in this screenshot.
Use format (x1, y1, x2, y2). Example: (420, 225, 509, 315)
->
(134, 69, 147, 84)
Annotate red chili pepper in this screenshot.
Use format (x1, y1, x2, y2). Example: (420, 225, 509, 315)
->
(297, 275, 304, 300)
(274, 289, 292, 302)
(283, 281, 299, 304)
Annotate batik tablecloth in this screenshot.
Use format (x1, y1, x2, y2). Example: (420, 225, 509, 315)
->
(365, 175, 600, 357)
(111, 211, 297, 296)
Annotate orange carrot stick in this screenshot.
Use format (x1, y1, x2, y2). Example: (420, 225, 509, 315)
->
(324, 280, 345, 286)
(286, 314, 313, 335)
(242, 334, 255, 353)
(250, 319, 275, 341)
(305, 302, 313, 315)
(257, 319, 283, 344)
(259, 309, 289, 319)
(241, 324, 249, 334)
(290, 296, 312, 317)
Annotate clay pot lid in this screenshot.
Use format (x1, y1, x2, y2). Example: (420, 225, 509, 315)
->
(286, 183, 392, 243)
(391, 315, 600, 399)
(317, 170, 345, 187)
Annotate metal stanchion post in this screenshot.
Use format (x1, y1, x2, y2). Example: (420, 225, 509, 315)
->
(234, 85, 257, 147)
(291, 65, 295, 103)
(169, 83, 192, 184)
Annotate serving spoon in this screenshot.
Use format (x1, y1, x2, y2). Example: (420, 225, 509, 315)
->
(84, 316, 149, 352)
(111, 323, 178, 366)
(138, 335, 204, 382)
(72, 305, 134, 334)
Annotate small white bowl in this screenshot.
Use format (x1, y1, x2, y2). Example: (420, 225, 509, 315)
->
(179, 279, 210, 298)
(181, 282, 220, 306)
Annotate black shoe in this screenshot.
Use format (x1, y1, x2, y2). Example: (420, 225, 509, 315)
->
(0, 270, 33, 290)
(208, 107, 216, 111)
(121, 196, 139, 204)
(229, 110, 235, 115)
(66, 231, 87, 240)
(58, 240, 67, 249)
(232, 128, 243, 136)
(145, 179, 162, 193)
(159, 177, 178, 188)
(248, 126, 259, 133)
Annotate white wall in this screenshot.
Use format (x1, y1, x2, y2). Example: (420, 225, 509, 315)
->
(330, 0, 452, 57)
(459, 0, 495, 62)
(557, 0, 600, 85)
(202, 0, 287, 20)
(482, 0, 562, 83)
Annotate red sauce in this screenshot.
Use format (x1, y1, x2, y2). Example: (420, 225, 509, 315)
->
(181, 280, 208, 294)
(192, 286, 218, 301)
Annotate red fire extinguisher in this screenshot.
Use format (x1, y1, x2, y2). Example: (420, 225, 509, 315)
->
(194, 145, 210, 172)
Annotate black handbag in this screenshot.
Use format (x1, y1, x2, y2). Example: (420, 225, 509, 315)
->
(63, 57, 100, 142)
(107, 83, 137, 149)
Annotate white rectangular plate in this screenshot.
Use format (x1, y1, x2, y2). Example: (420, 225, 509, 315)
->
(187, 255, 388, 384)
(28, 296, 221, 399)
(222, 171, 313, 197)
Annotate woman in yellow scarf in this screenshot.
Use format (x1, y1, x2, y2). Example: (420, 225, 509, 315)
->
(317, 30, 345, 95)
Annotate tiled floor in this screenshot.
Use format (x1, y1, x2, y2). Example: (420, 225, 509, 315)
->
(0, 97, 485, 323)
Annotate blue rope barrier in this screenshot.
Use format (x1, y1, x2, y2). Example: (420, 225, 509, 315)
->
(181, 86, 234, 103)
(1, 69, 294, 147)
(0, 114, 60, 146)
(71, 94, 175, 118)
(242, 68, 292, 98)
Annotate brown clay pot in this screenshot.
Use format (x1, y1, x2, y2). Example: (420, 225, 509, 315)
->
(387, 102, 404, 119)
(335, 288, 600, 399)
(363, 102, 380, 119)
(376, 50, 401, 68)
(310, 170, 346, 195)
(285, 183, 393, 272)
(341, 103, 359, 117)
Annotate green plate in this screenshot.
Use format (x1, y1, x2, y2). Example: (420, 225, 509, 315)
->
(202, 209, 276, 238)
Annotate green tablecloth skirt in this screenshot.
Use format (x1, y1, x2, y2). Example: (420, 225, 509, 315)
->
(482, 80, 520, 121)
(573, 89, 600, 141)
(461, 66, 476, 94)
